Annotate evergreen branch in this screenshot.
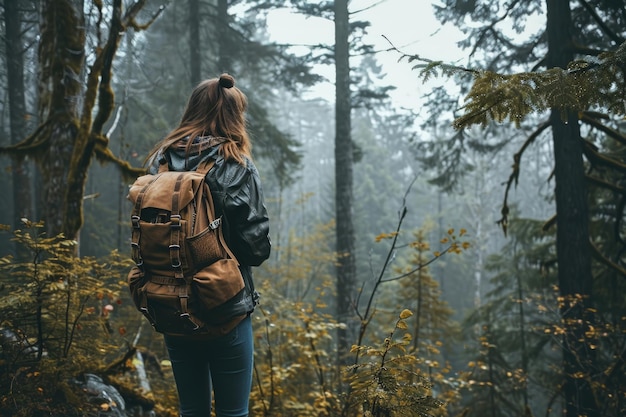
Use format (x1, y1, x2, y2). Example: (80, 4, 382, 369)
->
(581, 110, 611, 120)
(590, 239, 626, 278)
(383, 35, 478, 79)
(468, 0, 521, 59)
(453, 70, 546, 129)
(578, 0, 625, 46)
(582, 139, 626, 174)
(570, 42, 614, 57)
(586, 174, 626, 194)
(542, 214, 556, 232)
(580, 112, 626, 146)
(449, 40, 626, 129)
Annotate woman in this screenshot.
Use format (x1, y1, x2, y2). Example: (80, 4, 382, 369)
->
(145, 73, 271, 417)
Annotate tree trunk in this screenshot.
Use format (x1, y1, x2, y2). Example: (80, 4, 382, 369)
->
(38, 0, 86, 240)
(334, 0, 357, 363)
(217, 0, 232, 72)
(545, 1, 598, 416)
(4, 0, 33, 245)
(189, 0, 201, 86)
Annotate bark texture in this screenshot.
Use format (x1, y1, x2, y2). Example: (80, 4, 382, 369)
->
(546, 1, 598, 416)
(334, 0, 357, 362)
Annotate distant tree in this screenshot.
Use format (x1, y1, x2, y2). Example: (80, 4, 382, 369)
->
(333, 0, 358, 363)
(216, 0, 233, 73)
(3, 0, 33, 251)
(189, 0, 201, 87)
(255, 0, 398, 362)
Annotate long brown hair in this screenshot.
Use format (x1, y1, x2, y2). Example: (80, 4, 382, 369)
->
(146, 73, 251, 165)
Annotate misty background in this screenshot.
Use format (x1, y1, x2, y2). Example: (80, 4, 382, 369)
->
(1, 1, 624, 417)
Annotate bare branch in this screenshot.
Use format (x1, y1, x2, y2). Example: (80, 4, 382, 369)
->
(497, 120, 551, 235)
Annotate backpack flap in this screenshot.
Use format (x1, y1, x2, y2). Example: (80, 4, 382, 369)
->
(128, 171, 206, 212)
(128, 171, 208, 276)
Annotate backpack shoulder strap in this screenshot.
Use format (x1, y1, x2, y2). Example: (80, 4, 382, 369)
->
(157, 156, 169, 173)
(195, 158, 216, 175)
(194, 158, 241, 265)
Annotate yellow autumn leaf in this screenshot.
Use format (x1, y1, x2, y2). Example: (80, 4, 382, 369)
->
(399, 309, 413, 319)
(375, 232, 398, 242)
(396, 320, 408, 329)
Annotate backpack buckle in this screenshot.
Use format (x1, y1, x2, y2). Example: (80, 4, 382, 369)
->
(170, 214, 181, 229)
(179, 313, 200, 330)
(169, 244, 182, 268)
(209, 218, 221, 230)
(130, 242, 144, 267)
(131, 215, 140, 228)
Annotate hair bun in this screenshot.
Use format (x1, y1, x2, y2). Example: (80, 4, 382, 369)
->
(219, 73, 235, 89)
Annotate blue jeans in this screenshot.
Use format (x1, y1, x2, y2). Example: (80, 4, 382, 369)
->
(164, 316, 253, 417)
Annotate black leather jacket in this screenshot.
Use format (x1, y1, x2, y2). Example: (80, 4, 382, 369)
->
(150, 136, 271, 307)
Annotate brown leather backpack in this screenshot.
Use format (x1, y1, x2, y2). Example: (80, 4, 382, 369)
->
(127, 159, 247, 336)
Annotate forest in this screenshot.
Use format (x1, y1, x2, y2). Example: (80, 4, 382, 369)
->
(0, 1, 625, 416)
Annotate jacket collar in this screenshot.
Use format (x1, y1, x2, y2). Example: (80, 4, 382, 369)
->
(168, 136, 226, 170)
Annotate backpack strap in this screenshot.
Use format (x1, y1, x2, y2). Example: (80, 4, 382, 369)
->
(177, 282, 203, 330)
(130, 176, 162, 269)
(196, 158, 215, 175)
(169, 158, 217, 278)
(157, 155, 169, 173)
(220, 214, 258, 304)
(169, 172, 187, 279)
(195, 158, 241, 265)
